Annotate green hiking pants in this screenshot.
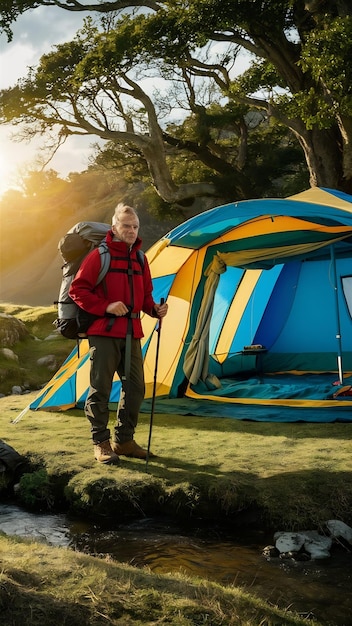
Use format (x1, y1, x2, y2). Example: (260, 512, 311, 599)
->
(85, 335, 145, 445)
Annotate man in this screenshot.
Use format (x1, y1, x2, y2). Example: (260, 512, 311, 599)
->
(69, 203, 168, 465)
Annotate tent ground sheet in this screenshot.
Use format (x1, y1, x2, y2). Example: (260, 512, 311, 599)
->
(141, 373, 352, 423)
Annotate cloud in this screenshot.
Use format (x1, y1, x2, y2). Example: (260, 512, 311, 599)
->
(0, 6, 86, 88)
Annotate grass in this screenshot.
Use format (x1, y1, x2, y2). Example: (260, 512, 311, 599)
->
(0, 303, 63, 338)
(0, 533, 322, 626)
(0, 303, 73, 394)
(2, 393, 352, 531)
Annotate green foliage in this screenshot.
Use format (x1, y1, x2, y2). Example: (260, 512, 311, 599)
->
(300, 16, 352, 116)
(281, 89, 337, 131)
(35, 41, 85, 96)
(230, 60, 287, 96)
(92, 140, 149, 181)
(245, 120, 309, 195)
(1, 0, 352, 201)
(0, 168, 120, 271)
(19, 468, 54, 510)
(139, 186, 179, 218)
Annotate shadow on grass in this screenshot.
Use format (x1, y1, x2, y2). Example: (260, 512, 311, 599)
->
(0, 577, 96, 626)
(137, 409, 352, 440)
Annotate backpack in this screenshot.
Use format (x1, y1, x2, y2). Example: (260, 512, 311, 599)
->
(54, 221, 145, 340)
(0, 439, 29, 489)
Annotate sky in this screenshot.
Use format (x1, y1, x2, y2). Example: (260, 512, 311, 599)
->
(0, 5, 92, 196)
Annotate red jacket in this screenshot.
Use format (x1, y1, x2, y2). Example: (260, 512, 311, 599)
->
(69, 230, 156, 338)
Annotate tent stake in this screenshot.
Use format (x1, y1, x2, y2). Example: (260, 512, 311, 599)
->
(11, 404, 30, 425)
(330, 245, 344, 385)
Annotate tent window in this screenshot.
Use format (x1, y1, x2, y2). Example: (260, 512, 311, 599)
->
(341, 275, 352, 319)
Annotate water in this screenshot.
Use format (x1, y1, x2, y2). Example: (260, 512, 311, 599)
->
(0, 504, 351, 625)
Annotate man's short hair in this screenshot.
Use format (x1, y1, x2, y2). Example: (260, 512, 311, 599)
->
(112, 203, 139, 226)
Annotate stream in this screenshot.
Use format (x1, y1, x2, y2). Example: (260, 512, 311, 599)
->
(0, 503, 351, 625)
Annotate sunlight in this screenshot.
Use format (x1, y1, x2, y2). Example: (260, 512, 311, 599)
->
(0, 150, 14, 197)
(0, 128, 32, 196)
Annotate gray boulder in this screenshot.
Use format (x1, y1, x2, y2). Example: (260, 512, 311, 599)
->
(37, 355, 57, 371)
(274, 530, 333, 559)
(326, 520, 352, 545)
(274, 531, 305, 553)
(301, 530, 332, 559)
(11, 386, 23, 395)
(1, 348, 18, 361)
(0, 313, 28, 347)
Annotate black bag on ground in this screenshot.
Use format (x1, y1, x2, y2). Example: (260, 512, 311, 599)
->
(0, 440, 29, 489)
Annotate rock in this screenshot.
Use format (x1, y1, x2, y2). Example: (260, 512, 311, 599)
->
(280, 551, 301, 560)
(301, 531, 332, 559)
(292, 550, 311, 561)
(274, 531, 305, 553)
(1, 348, 18, 362)
(279, 550, 310, 561)
(37, 355, 57, 371)
(262, 545, 280, 558)
(326, 520, 352, 546)
(0, 314, 28, 347)
(11, 386, 23, 395)
(273, 530, 333, 560)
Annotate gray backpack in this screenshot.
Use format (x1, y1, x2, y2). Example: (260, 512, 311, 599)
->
(54, 222, 111, 339)
(54, 221, 144, 340)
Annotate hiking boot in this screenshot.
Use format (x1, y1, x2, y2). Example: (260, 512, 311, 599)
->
(94, 440, 120, 465)
(111, 440, 156, 459)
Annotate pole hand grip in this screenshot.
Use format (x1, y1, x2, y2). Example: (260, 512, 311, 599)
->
(157, 298, 165, 328)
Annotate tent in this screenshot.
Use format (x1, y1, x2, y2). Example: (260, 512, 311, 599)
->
(28, 187, 352, 423)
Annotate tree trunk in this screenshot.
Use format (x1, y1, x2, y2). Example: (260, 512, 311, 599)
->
(291, 124, 347, 191)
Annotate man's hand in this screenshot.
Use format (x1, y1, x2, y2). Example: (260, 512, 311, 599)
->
(106, 301, 129, 316)
(154, 301, 168, 318)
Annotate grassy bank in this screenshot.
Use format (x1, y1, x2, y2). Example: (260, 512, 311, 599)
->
(2, 393, 351, 530)
(0, 533, 317, 626)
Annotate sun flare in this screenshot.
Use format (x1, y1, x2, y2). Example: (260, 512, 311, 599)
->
(0, 149, 16, 197)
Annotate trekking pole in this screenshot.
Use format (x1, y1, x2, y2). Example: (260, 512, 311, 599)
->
(146, 298, 164, 472)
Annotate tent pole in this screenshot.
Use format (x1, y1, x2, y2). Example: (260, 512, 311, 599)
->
(330, 245, 344, 384)
(146, 298, 165, 473)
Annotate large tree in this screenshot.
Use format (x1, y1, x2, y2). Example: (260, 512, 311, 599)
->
(1, 0, 351, 203)
(0, 15, 305, 211)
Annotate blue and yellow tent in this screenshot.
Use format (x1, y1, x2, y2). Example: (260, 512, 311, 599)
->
(29, 187, 352, 422)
